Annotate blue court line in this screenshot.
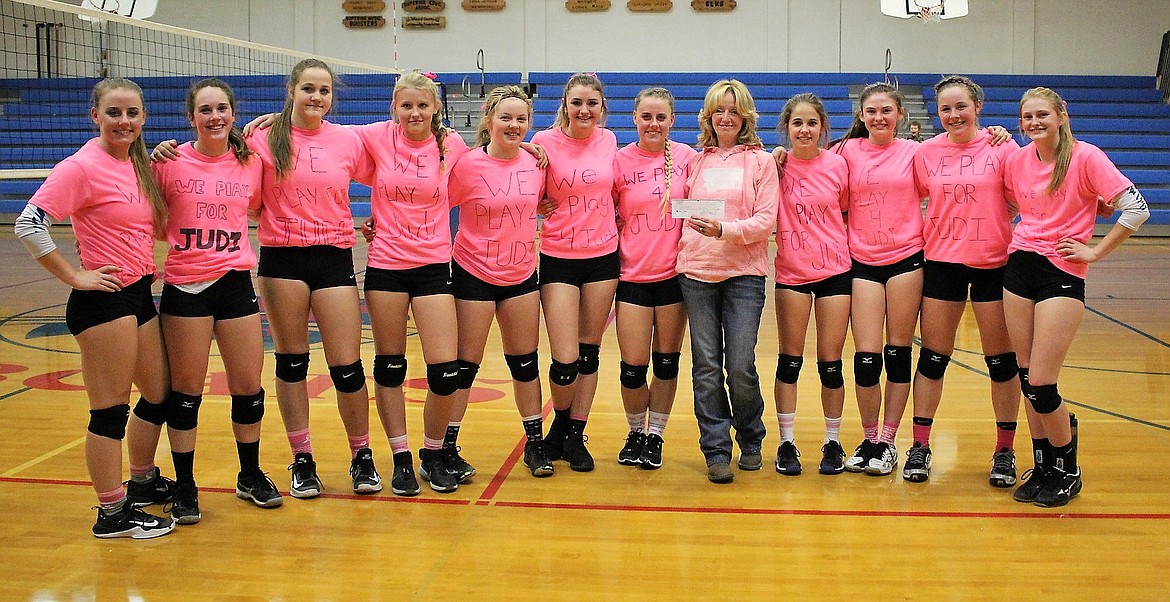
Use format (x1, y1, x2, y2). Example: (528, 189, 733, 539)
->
(1085, 306, 1170, 350)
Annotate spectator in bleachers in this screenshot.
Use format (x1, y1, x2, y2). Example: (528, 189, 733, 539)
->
(908, 75, 1021, 488)
(679, 79, 778, 483)
(447, 85, 552, 478)
(1002, 86, 1148, 507)
(906, 121, 924, 142)
(531, 73, 619, 473)
(153, 78, 282, 524)
(14, 78, 174, 539)
(611, 87, 698, 470)
(770, 93, 851, 477)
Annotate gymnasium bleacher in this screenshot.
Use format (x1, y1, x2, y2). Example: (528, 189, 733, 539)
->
(1, 71, 1167, 226)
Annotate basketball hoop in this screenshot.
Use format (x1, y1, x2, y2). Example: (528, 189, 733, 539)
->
(915, 0, 944, 23)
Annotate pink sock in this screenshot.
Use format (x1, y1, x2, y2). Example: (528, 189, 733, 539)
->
(777, 412, 796, 442)
(422, 436, 443, 450)
(995, 424, 1017, 452)
(348, 434, 371, 459)
(912, 422, 932, 447)
(862, 422, 879, 442)
(389, 435, 409, 455)
(96, 486, 125, 510)
(287, 428, 312, 456)
(880, 420, 900, 445)
(647, 411, 670, 437)
(129, 463, 155, 480)
(570, 413, 589, 422)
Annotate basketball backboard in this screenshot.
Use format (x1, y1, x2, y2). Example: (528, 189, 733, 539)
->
(880, 0, 968, 20)
(79, 0, 158, 19)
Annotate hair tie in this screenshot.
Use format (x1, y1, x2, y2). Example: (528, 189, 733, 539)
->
(423, 71, 438, 81)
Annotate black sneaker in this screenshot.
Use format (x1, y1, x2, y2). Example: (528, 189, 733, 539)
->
(349, 448, 383, 494)
(390, 451, 420, 497)
(125, 468, 175, 507)
(288, 452, 322, 499)
(523, 440, 554, 478)
(775, 441, 802, 476)
(442, 446, 476, 484)
(990, 448, 1017, 488)
(844, 440, 876, 473)
(902, 442, 932, 483)
(639, 433, 664, 470)
(819, 440, 846, 475)
(544, 416, 568, 462)
(1013, 466, 1051, 503)
(1034, 466, 1082, 508)
(236, 470, 284, 508)
(92, 504, 174, 539)
(418, 448, 458, 493)
(170, 480, 201, 525)
(865, 442, 898, 476)
(618, 431, 645, 466)
(563, 433, 595, 472)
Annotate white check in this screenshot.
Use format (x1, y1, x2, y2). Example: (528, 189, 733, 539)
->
(672, 198, 726, 220)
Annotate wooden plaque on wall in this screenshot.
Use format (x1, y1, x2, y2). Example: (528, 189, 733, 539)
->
(343, 15, 387, 28)
(403, 0, 445, 11)
(403, 15, 448, 29)
(342, 0, 386, 12)
(462, 0, 505, 11)
(691, 0, 735, 11)
(628, 0, 672, 12)
(566, 0, 610, 12)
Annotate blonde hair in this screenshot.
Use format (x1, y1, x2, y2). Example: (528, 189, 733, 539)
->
(92, 78, 166, 230)
(697, 79, 762, 149)
(634, 87, 678, 216)
(1020, 87, 1076, 194)
(394, 71, 450, 173)
(269, 58, 335, 180)
(475, 85, 533, 148)
(553, 72, 607, 129)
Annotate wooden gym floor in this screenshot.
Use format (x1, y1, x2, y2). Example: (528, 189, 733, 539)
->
(0, 230, 1167, 601)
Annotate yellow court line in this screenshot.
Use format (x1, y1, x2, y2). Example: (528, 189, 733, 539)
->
(1, 436, 86, 478)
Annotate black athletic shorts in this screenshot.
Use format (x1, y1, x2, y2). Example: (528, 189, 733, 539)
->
(160, 269, 259, 320)
(364, 263, 452, 298)
(1003, 250, 1086, 303)
(851, 250, 925, 285)
(616, 276, 684, 307)
(66, 275, 157, 336)
(775, 270, 852, 298)
(452, 261, 539, 302)
(257, 245, 356, 291)
(922, 259, 1005, 303)
(539, 251, 620, 288)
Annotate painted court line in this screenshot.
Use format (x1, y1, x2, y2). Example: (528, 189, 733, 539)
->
(0, 435, 85, 477)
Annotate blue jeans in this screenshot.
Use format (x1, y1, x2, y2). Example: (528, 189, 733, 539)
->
(679, 274, 767, 465)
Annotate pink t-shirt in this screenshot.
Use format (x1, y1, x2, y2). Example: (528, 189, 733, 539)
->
(531, 127, 619, 259)
(914, 130, 1019, 268)
(249, 120, 374, 248)
(774, 150, 850, 286)
(613, 140, 699, 283)
(833, 137, 924, 265)
(154, 142, 262, 285)
(1004, 140, 1133, 278)
(678, 145, 779, 283)
(449, 148, 545, 286)
(29, 138, 156, 286)
(352, 121, 470, 269)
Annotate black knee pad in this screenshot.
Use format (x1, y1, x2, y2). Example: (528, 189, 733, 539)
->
(457, 360, 480, 390)
(1026, 383, 1062, 414)
(426, 360, 462, 395)
(373, 354, 407, 388)
(577, 343, 601, 375)
(328, 360, 366, 394)
(166, 391, 202, 431)
(550, 359, 579, 386)
(275, 352, 310, 383)
(883, 345, 913, 384)
(88, 403, 131, 440)
(503, 352, 539, 383)
(651, 352, 681, 380)
(619, 361, 649, 389)
(985, 352, 1019, 383)
(817, 359, 845, 389)
(775, 354, 803, 385)
(231, 389, 265, 425)
(853, 352, 883, 388)
(133, 396, 168, 426)
(916, 347, 951, 381)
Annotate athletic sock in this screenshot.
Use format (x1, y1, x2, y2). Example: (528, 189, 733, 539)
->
(995, 421, 1018, 452)
(389, 434, 410, 455)
(236, 440, 260, 474)
(422, 435, 443, 451)
(286, 428, 312, 456)
(171, 450, 195, 484)
(443, 423, 461, 449)
(626, 411, 647, 433)
(647, 411, 670, 437)
(824, 416, 842, 443)
(97, 487, 126, 513)
(348, 434, 371, 460)
(880, 420, 900, 445)
(912, 416, 933, 447)
(777, 412, 796, 443)
(129, 463, 156, 483)
(522, 414, 543, 443)
(862, 421, 880, 443)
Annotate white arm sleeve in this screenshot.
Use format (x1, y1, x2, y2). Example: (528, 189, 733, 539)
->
(13, 202, 57, 258)
(1114, 185, 1149, 231)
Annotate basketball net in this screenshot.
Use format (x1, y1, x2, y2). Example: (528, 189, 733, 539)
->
(915, 0, 944, 23)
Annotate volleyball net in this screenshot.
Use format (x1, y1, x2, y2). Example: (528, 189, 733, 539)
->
(0, 0, 398, 187)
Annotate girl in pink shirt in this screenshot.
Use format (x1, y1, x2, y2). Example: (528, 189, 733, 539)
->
(612, 88, 698, 469)
(154, 78, 281, 522)
(530, 73, 620, 472)
(771, 93, 851, 477)
(253, 59, 380, 499)
(15, 78, 173, 539)
(907, 75, 1022, 488)
(829, 84, 924, 477)
(679, 80, 778, 483)
(446, 86, 555, 477)
(1002, 87, 1148, 507)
